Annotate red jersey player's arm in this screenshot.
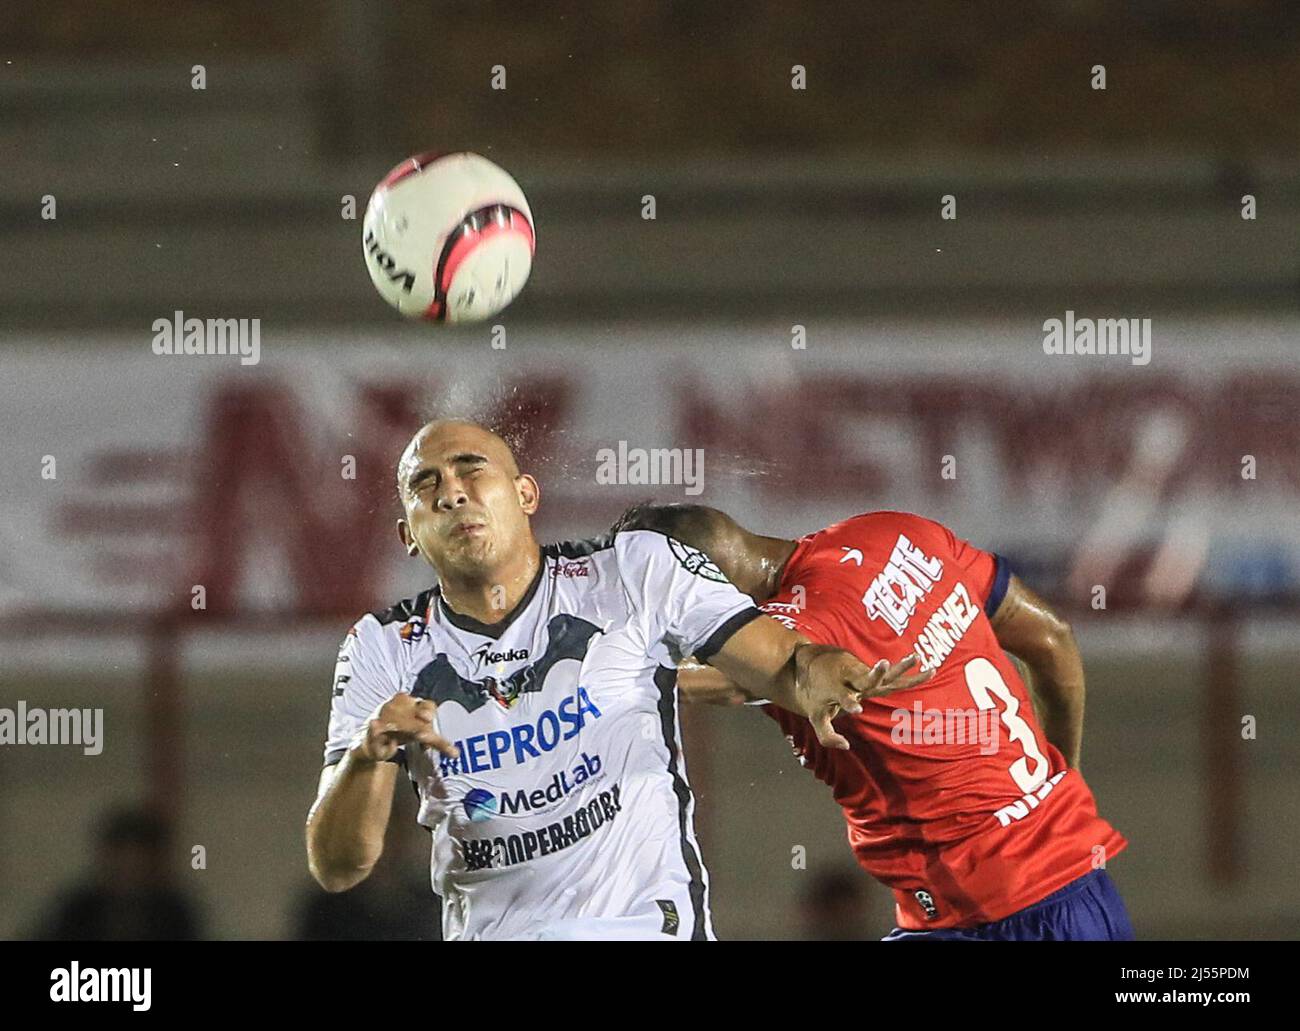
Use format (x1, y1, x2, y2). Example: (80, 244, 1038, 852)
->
(989, 575, 1085, 770)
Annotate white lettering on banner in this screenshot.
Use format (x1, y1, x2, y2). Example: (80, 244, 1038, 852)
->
(2, 332, 1299, 627)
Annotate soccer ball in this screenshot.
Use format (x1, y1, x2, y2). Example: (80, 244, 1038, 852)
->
(362, 152, 535, 322)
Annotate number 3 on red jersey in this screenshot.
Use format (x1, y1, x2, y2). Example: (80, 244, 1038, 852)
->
(964, 657, 1050, 793)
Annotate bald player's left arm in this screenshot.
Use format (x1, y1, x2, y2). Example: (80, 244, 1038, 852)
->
(679, 645, 929, 710)
(989, 576, 1086, 771)
(676, 658, 753, 706)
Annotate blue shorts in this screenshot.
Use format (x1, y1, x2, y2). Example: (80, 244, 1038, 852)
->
(882, 869, 1135, 941)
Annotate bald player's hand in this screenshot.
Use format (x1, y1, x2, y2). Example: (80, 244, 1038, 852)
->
(351, 695, 459, 763)
(796, 645, 935, 750)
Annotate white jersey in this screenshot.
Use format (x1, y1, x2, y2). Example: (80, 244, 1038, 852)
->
(322, 529, 763, 941)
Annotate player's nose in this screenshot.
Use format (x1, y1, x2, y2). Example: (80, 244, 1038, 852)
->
(436, 488, 468, 512)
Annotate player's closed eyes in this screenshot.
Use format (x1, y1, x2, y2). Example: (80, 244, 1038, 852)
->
(410, 461, 487, 496)
(455, 464, 489, 483)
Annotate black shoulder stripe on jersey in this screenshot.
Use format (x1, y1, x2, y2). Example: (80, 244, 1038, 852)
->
(370, 586, 437, 627)
(653, 664, 709, 940)
(694, 606, 765, 663)
(542, 534, 615, 560)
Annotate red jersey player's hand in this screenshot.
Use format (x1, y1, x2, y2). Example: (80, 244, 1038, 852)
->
(794, 646, 934, 750)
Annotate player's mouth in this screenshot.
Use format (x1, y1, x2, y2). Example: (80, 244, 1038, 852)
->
(449, 520, 487, 537)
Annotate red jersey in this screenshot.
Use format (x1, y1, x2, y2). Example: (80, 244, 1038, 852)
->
(761, 511, 1127, 930)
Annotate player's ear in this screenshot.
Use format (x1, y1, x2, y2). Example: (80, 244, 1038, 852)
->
(516, 473, 540, 515)
(397, 518, 420, 557)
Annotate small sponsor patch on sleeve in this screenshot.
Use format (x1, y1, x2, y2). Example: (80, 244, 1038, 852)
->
(656, 898, 680, 936)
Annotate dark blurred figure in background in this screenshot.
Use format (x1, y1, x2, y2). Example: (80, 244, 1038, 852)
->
(293, 860, 441, 941)
(294, 781, 441, 940)
(28, 806, 204, 941)
(799, 868, 874, 941)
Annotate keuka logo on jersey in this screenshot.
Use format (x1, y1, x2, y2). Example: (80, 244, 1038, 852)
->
(472, 645, 530, 668)
(438, 688, 604, 776)
(413, 614, 601, 712)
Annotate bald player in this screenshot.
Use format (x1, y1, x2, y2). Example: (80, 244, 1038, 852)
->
(305, 421, 927, 940)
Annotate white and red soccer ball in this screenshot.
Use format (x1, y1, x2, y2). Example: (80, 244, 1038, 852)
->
(362, 152, 535, 323)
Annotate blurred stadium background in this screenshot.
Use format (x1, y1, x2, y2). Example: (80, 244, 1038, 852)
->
(1, 1, 1298, 940)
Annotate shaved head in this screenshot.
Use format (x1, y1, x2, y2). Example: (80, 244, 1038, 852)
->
(397, 419, 520, 501)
